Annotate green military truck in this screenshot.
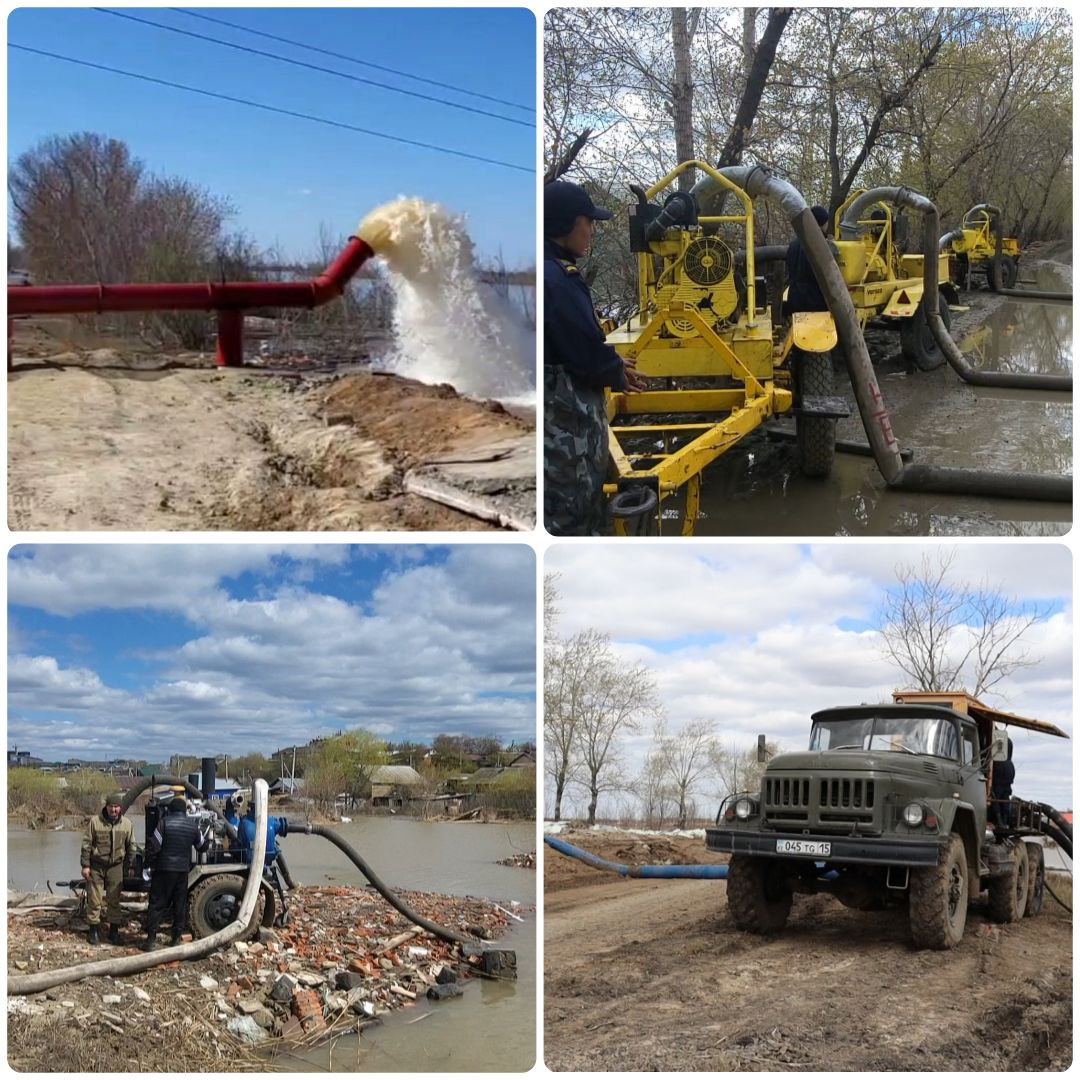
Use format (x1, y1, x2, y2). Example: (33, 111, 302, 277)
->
(707, 691, 1069, 949)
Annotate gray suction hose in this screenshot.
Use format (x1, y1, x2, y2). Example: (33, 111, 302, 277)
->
(9, 779, 270, 996)
(302, 823, 480, 950)
(692, 171, 1071, 501)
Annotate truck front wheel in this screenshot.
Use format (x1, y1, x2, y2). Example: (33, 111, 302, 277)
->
(726, 855, 793, 933)
(908, 834, 968, 949)
(988, 842, 1030, 923)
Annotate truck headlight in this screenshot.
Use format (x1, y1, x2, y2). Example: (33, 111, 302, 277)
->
(903, 802, 925, 827)
(735, 797, 756, 820)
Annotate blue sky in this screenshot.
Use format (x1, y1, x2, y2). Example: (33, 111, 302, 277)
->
(9, 545, 536, 761)
(8, 7, 536, 264)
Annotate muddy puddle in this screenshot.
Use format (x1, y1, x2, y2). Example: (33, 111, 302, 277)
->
(8, 817, 536, 1072)
(653, 270, 1072, 536)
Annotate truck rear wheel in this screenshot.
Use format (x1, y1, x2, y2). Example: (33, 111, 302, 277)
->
(793, 349, 836, 478)
(188, 872, 270, 941)
(900, 295, 951, 372)
(726, 855, 793, 933)
(1024, 842, 1045, 917)
(986, 254, 1018, 291)
(908, 834, 968, 949)
(987, 842, 1029, 923)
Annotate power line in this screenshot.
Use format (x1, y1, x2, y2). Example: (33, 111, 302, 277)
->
(95, 8, 532, 130)
(8, 44, 532, 174)
(172, 7, 534, 115)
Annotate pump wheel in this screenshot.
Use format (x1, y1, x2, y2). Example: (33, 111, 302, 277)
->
(1023, 842, 1045, 917)
(987, 842, 1029, 923)
(909, 834, 968, 949)
(188, 873, 269, 941)
(792, 349, 836, 478)
(986, 254, 1018, 291)
(726, 855, 793, 933)
(900, 294, 951, 371)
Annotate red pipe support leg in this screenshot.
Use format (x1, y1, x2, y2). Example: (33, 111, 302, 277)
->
(216, 309, 244, 368)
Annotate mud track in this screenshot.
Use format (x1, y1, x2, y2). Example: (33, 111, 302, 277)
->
(544, 830, 1072, 1071)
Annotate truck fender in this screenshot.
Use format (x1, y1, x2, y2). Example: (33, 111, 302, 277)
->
(940, 803, 981, 894)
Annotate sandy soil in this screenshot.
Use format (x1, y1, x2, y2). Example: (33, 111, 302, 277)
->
(7, 319, 534, 531)
(544, 829, 1072, 1072)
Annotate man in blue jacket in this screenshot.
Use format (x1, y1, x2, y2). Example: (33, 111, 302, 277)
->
(544, 180, 645, 535)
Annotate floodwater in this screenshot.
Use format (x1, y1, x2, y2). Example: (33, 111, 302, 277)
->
(7, 817, 536, 1072)
(659, 262, 1072, 536)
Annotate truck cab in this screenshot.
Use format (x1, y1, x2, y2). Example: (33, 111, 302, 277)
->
(707, 693, 1067, 949)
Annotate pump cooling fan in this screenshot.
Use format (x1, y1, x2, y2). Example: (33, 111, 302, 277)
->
(681, 236, 733, 285)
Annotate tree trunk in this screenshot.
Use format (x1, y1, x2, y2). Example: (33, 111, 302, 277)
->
(553, 774, 565, 821)
(671, 8, 697, 190)
(587, 783, 600, 826)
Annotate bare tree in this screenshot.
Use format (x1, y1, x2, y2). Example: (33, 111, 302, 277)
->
(653, 717, 717, 828)
(569, 634, 660, 825)
(713, 738, 777, 800)
(878, 551, 1046, 698)
(670, 8, 701, 189)
(634, 750, 676, 827)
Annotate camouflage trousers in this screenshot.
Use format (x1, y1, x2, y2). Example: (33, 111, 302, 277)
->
(86, 862, 124, 926)
(544, 366, 608, 536)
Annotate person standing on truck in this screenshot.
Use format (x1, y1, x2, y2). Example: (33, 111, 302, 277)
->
(991, 737, 1016, 831)
(544, 179, 646, 535)
(783, 205, 833, 315)
(81, 792, 136, 946)
(142, 796, 209, 951)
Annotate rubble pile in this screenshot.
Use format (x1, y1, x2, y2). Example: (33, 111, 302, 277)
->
(497, 850, 536, 869)
(8, 884, 529, 1058)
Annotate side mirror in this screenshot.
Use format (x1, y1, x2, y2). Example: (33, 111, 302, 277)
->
(991, 728, 1009, 762)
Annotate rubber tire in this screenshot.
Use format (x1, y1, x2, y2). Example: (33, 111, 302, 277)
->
(908, 834, 968, 950)
(900, 294, 951, 372)
(187, 872, 267, 941)
(986, 254, 1018, 291)
(1024, 842, 1045, 917)
(726, 855, 793, 933)
(987, 842, 1029, 923)
(793, 349, 836, 478)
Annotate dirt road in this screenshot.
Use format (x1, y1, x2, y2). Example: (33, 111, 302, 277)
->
(8, 319, 534, 531)
(544, 830, 1072, 1071)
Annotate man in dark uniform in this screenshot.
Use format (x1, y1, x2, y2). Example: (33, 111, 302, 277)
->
(142, 796, 209, 951)
(544, 180, 645, 535)
(784, 205, 832, 315)
(991, 737, 1016, 831)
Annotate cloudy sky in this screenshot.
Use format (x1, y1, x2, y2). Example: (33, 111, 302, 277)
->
(547, 543, 1072, 813)
(9, 545, 535, 762)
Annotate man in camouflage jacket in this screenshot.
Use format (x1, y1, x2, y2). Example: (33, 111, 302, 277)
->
(81, 792, 136, 945)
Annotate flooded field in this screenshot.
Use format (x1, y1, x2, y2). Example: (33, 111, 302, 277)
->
(8, 817, 536, 1072)
(665, 259, 1072, 536)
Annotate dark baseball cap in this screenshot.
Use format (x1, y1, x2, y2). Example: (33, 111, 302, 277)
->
(544, 180, 613, 236)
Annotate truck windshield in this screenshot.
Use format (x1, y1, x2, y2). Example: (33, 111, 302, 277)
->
(809, 714, 957, 758)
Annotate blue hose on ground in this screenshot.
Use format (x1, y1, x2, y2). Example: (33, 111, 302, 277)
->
(544, 835, 729, 879)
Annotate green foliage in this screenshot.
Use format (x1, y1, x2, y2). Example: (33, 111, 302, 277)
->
(7, 768, 66, 821)
(65, 769, 114, 815)
(229, 753, 278, 784)
(304, 728, 389, 811)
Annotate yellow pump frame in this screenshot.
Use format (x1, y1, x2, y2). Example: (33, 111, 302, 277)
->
(602, 160, 799, 536)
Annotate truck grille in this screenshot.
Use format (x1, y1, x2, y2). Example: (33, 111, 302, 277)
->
(763, 774, 877, 829)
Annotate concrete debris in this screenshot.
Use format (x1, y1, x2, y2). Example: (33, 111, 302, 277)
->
(427, 982, 464, 1001)
(226, 1014, 268, 1045)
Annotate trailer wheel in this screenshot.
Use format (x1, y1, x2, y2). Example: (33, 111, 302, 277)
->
(900, 294, 951, 372)
(986, 254, 1018, 291)
(909, 834, 968, 949)
(792, 349, 836, 478)
(1024, 842, 1045, 917)
(188, 872, 268, 941)
(726, 855, 793, 933)
(987, 842, 1029, 923)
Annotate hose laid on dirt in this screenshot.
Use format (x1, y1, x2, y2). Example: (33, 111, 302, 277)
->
(303, 823, 481, 948)
(996, 287, 1072, 302)
(545, 835, 728, 878)
(8, 780, 269, 996)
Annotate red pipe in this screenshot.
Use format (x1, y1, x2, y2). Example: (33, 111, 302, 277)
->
(8, 235, 375, 368)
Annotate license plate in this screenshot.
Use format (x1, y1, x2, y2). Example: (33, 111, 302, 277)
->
(776, 839, 831, 857)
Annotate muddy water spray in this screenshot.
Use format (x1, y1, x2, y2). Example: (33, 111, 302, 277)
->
(358, 198, 534, 402)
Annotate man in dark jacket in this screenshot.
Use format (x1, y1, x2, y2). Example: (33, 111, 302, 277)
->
(544, 179, 646, 535)
(784, 205, 833, 315)
(991, 737, 1016, 831)
(143, 796, 209, 951)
